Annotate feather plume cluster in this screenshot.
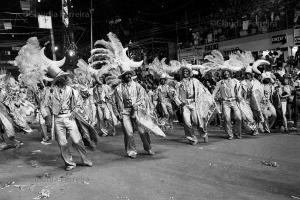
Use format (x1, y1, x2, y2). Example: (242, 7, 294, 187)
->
(15, 37, 66, 88)
(202, 50, 254, 76)
(145, 58, 206, 78)
(204, 50, 225, 65)
(15, 37, 46, 88)
(147, 58, 173, 79)
(73, 68, 93, 86)
(77, 32, 143, 88)
(90, 32, 142, 72)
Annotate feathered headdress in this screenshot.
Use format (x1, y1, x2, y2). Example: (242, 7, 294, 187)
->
(72, 67, 93, 86)
(202, 50, 245, 76)
(261, 71, 275, 83)
(77, 32, 143, 88)
(15, 37, 66, 88)
(0, 69, 7, 88)
(147, 58, 174, 79)
(236, 51, 269, 74)
(166, 59, 205, 78)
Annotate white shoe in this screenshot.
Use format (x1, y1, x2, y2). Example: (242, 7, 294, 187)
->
(128, 151, 137, 159)
(41, 141, 51, 145)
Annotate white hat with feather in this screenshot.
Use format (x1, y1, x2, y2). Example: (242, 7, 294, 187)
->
(202, 50, 245, 76)
(15, 37, 66, 87)
(261, 71, 275, 83)
(166, 60, 205, 78)
(232, 51, 269, 75)
(147, 57, 174, 80)
(77, 32, 142, 87)
(91, 32, 143, 78)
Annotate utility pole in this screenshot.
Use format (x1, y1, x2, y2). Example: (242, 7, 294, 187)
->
(50, 27, 56, 60)
(90, 0, 94, 50)
(176, 21, 179, 60)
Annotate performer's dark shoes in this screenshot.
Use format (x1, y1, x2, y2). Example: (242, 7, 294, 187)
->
(283, 129, 290, 134)
(146, 150, 155, 155)
(82, 160, 93, 167)
(65, 165, 76, 171)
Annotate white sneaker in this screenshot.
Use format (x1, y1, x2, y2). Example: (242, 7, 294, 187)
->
(41, 141, 51, 145)
(128, 151, 137, 159)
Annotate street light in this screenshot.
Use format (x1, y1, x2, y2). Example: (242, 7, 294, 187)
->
(54, 46, 59, 51)
(68, 49, 75, 57)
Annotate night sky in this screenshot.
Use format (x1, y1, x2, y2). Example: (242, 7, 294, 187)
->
(0, 0, 298, 61)
(0, 0, 229, 47)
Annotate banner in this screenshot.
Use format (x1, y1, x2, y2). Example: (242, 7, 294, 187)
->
(38, 15, 52, 29)
(20, 0, 30, 11)
(3, 22, 12, 30)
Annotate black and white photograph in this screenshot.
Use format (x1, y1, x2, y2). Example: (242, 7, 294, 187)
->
(0, 0, 300, 199)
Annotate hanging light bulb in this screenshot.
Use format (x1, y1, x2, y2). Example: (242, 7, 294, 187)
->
(68, 49, 75, 57)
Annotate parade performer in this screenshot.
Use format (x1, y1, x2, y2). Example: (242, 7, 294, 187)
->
(239, 52, 269, 135)
(0, 74, 22, 150)
(92, 73, 117, 136)
(260, 72, 277, 133)
(15, 37, 96, 170)
(1, 76, 33, 134)
(205, 50, 244, 140)
(148, 58, 176, 130)
(50, 72, 93, 170)
(71, 68, 97, 128)
(213, 70, 242, 139)
(163, 60, 215, 145)
(76, 60, 117, 137)
(34, 81, 52, 144)
(78, 32, 166, 158)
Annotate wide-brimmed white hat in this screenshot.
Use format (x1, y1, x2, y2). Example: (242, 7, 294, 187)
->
(159, 72, 173, 79)
(261, 72, 275, 83)
(15, 37, 66, 87)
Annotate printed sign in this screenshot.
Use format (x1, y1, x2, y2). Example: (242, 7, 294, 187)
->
(38, 15, 52, 29)
(271, 34, 287, 44)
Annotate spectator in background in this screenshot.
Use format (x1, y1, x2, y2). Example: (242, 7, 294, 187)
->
(279, 76, 291, 133)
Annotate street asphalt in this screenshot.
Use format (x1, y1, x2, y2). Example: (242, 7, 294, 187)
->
(0, 124, 300, 200)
